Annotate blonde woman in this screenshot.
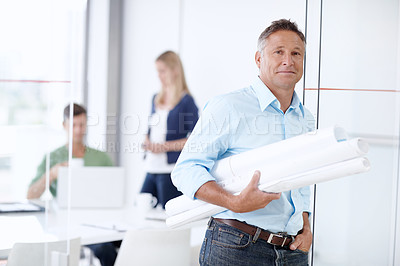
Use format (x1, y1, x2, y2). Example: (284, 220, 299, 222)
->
(141, 51, 199, 209)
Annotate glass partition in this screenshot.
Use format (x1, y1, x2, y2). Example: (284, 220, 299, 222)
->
(309, 0, 400, 265)
(0, 0, 87, 264)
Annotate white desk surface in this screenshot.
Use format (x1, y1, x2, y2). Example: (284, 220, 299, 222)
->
(0, 202, 168, 258)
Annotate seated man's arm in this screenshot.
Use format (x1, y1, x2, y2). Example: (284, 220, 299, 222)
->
(27, 162, 67, 199)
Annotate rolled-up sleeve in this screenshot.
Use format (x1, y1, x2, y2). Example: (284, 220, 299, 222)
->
(171, 96, 233, 199)
(299, 186, 311, 214)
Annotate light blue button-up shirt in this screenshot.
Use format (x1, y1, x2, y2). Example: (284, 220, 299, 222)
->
(171, 77, 315, 235)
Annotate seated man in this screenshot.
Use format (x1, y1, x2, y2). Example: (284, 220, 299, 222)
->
(27, 103, 119, 266)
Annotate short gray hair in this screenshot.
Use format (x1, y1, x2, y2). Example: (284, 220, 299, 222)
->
(257, 19, 306, 54)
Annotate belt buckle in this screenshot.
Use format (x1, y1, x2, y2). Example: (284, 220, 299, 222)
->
(267, 233, 294, 247)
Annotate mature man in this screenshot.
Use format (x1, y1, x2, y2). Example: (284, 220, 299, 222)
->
(172, 19, 315, 265)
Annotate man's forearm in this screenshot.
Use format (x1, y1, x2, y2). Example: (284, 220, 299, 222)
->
(194, 181, 236, 211)
(27, 174, 47, 199)
(194, 171, 281, 213)
(302, 212, 311, 232)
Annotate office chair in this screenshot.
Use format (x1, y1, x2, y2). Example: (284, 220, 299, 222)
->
(6, 238, 81, 266)
(114, 228, 190, 266)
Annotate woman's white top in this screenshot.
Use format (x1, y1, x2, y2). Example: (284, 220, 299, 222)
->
(144, 108, 175, 173)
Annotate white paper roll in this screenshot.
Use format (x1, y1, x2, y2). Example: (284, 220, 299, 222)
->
(211, 125, 349, 183)
(219, 138, 368, 193)
(166, 140, 368, 217)
(165, 195, 207, 217)
(166, 157, 370, 228)
(166, 126, 370, 227)
(260, 157, 371, 192)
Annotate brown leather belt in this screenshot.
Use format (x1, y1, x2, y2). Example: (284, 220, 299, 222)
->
(214, 218, 295, 248)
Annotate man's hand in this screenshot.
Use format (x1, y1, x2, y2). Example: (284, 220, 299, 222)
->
(290, 212, 313, 252)
(49, 162, 68, 182)
(27, 161, 68, 199)
(195, 170, 281, 214)
(231, 170, 281, 213)
(289, 229, 312, 252)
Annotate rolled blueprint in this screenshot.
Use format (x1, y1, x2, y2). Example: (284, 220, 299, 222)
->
(216, 138, 368, 194)
(167, 126, 349, 217)
(166, 126, 371, 227)
(259, 157, 370, 192)
(166, 157, 370, 228)
(211, 125, 349, 187)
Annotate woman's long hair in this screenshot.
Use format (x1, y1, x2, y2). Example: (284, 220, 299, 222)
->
(155, 51, 190, 108)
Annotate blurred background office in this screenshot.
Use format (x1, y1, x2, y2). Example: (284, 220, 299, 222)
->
(0, 0, 400, 265)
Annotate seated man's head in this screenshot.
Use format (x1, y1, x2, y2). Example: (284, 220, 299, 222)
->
(63, 103, 87, 145)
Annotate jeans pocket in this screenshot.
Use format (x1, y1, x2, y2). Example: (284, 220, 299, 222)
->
(212, 227, 251, 249)
(294, 248, 309, 255)
(289, 248, 310, 266)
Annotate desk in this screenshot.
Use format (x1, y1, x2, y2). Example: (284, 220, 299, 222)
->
(0, 203, 167, 258)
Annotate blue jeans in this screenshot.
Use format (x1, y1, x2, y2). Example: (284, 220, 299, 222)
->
(140, 173, 182, 208)
(199, 218, 309, 266)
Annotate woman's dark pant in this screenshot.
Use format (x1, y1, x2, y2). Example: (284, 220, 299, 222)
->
(87, 241, 120, 266)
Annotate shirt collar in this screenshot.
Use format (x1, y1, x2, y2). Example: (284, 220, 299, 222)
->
(251, 76, 305, 117)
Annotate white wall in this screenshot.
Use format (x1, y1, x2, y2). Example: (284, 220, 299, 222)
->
(180, 0, 306, 109)
(120, 0, 181, 205)
(86, 0, 110, 152)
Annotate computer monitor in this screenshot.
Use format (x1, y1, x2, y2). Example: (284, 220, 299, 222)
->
(56, 167, 125, 208)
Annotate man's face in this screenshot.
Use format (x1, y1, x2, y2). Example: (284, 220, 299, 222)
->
(63, 113, 87, 144)
(255, 30, 305, 93)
